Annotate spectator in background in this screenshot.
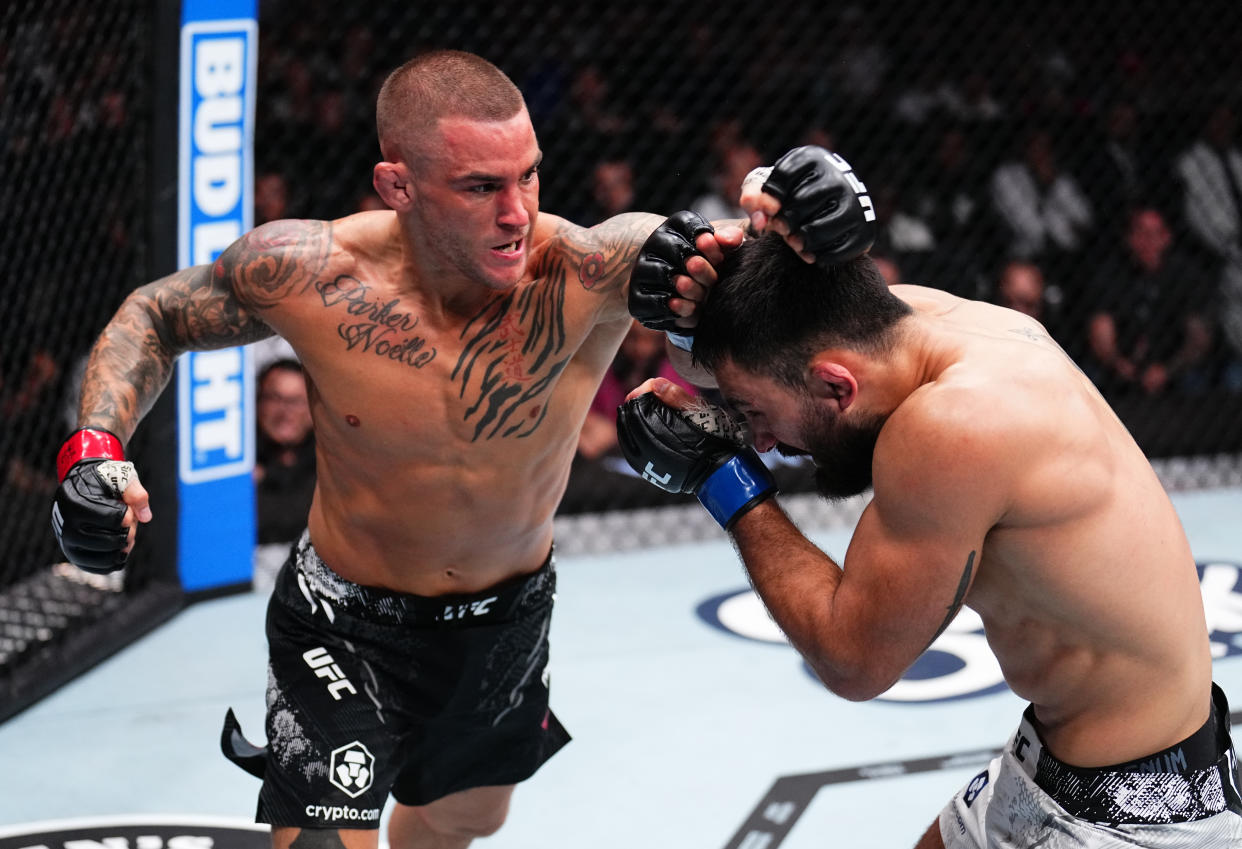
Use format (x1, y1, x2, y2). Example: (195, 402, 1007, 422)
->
(354, 190, 387, 213)
(252, 359, 316, 589)
(992, 259, 1070, 350)
(907, 119, 998, 299)
(825, 4, 891, 109)
(690, 139, 763, 222)
(870, 253, 903, 286)
(990, 125, 1095, 278)
(1082, 98, 1148, 236)
(2, 344, 65, 569)
(254, 172, 291, 225)
(1083, 207, 1215, 396)
(571, 157, 638, 225)
(868, 177, 936, 283)
(577, 321, 697, 460)
(994, 259, 1046, 318)
(1175, 102, 1242, 384)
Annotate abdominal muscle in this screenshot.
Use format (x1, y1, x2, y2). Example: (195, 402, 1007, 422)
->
(300, 432, 569, 597)
(970, 518, 1212, 768)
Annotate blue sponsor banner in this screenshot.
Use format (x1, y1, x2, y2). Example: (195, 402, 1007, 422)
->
(176, 0, 257, 592)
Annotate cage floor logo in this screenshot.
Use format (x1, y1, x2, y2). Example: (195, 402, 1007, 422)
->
(330, 740, 375, 798)
(698, 560, 1242, 703)
(0, 816, 268, 849)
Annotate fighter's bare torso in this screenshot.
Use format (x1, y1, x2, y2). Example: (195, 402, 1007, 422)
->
(889, 285, 1211, 766)
(230, 209, 662, 595)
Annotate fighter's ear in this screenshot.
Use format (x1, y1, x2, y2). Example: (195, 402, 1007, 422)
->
(373, 161, 413, 212)
(807, 358, 857, 412)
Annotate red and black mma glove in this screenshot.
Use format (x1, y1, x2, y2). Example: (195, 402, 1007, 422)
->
(51, 428, 133, 574)
(627, 210, 716, 353)
(617, 394, 776, 530)
(760, 145, 877, 266)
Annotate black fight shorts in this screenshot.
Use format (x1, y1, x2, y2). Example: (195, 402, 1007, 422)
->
(246, 531, 570, 829)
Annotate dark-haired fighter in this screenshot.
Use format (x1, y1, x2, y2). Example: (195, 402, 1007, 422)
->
(619, 158, 1242, 844)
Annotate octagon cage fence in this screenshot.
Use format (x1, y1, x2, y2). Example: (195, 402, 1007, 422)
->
(2, 0, 1241, 721)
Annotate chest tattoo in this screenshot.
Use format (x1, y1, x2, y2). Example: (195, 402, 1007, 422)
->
(316, 275, 437, 368)
(452, 264, 570, 441)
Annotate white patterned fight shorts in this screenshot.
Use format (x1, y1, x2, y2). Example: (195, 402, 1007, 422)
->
(939, 684, 1242, 848)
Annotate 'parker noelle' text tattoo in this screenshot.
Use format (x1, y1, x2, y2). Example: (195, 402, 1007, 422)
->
(316, 275, 437, 368)
(452, 259, 570, 441)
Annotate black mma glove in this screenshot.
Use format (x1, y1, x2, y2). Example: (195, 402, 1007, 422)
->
(51, 428, 135, 574)
(760, 146, 877, 266)
(617, 394, 776, 530)
(628, 210, 716, 350)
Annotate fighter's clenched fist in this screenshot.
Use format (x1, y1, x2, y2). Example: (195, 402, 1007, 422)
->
(740, 145, 876, 267)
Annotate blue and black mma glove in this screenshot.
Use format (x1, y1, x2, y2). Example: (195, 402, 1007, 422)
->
(758, 145, 878, 267)
(617, 394, 776, 530)
(51, 427, 135, 574)
(627, 210, 716, 353)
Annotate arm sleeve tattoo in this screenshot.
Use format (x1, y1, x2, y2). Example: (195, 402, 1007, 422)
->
(77, 219, 332, 440)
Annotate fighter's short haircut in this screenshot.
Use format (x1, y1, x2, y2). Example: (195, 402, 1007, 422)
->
(692, 233, 914, 389)
(375, 50, 525, 162)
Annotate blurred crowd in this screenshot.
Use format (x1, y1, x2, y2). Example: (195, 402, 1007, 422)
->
(244, 0, 1242, 413)
(4, 0, 1242, 558)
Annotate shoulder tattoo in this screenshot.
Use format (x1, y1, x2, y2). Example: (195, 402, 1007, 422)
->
(553, 213, 662, 294)
(224, 219, 335, 308)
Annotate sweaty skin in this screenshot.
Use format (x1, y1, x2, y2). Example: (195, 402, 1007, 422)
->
(76, 109, 742, 596)
(647, 284, 1212, 770)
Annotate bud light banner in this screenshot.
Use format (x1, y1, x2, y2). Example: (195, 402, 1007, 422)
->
(176, 0, 257, 592)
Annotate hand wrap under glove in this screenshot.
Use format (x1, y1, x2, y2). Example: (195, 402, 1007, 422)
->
(628, 210, 715, 350)
(51, 428, 135, 574)
(617, 394, 776, 530)
(761, 145, 877, 266)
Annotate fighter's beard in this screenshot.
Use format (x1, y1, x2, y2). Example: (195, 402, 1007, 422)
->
(777, 404, 885, 502)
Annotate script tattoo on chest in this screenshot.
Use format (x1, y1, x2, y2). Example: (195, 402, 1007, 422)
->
(316, 275, 437, 368)
(452, 259, 571, 441)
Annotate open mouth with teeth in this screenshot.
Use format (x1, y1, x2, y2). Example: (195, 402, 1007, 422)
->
(493, 238, 524, 256)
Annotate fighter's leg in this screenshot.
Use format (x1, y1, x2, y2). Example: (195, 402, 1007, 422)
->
(914, 819, 946, 849)
(387, 784, 516, 849)
(271, 826, 377, 849)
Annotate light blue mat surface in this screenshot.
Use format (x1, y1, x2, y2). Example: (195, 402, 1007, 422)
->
(3, 486, 1241, 848)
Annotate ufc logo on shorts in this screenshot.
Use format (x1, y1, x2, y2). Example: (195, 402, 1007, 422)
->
(823, 151, 877, 222)
(441, 595, 499, 621)
(304, 646, 357, 700)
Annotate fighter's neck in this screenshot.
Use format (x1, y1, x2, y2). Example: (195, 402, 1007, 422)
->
(852, 318, 958, 416)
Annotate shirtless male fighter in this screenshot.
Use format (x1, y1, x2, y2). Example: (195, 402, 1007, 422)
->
(617, 147, 1242, 847)
(49, 50, 758, 849)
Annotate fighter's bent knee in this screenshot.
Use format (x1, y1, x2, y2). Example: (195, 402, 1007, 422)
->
(409, 804, 501, 839)
(413, 802, 508, 839)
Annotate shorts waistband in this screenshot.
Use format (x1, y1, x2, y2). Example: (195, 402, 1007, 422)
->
(1010, 683, 1242, 824)
(286, 530, 556, 627)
